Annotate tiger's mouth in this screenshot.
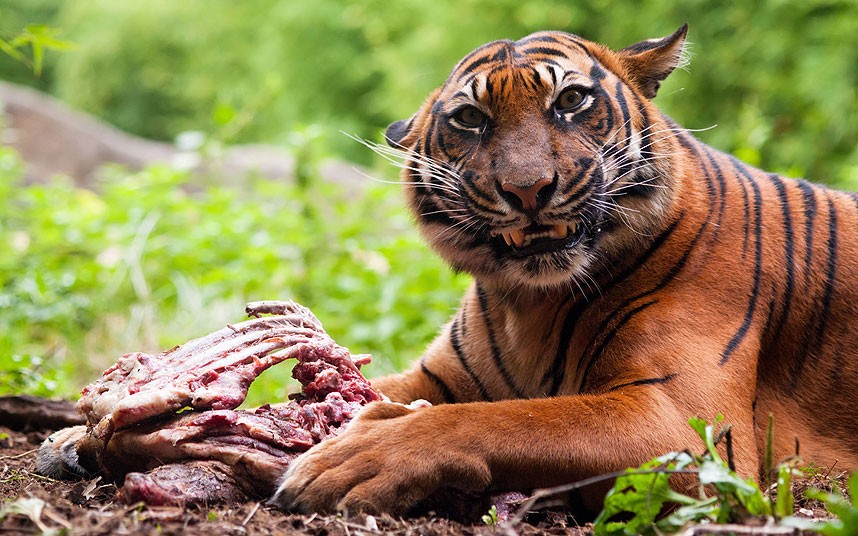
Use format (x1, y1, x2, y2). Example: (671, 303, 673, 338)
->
(490, 221, 586, 257)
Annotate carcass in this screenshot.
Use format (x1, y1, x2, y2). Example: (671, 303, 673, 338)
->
(38, 301, 385, 505)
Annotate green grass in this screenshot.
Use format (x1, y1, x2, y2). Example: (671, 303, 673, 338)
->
(0, 148, 469, 404)
(592, 416, 849, 535)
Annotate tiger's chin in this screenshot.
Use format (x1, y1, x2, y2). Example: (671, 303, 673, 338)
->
(422, 220, 600, 292)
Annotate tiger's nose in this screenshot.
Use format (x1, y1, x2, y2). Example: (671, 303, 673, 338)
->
(499, 176, 556, 214)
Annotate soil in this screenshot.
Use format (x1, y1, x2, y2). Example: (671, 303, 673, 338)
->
(0, 424, 590, 535)
(0, 399, 844, 535)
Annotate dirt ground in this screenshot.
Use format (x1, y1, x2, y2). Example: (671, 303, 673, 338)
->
(0, 401, 844, 536)
(0, 423, 593, 536)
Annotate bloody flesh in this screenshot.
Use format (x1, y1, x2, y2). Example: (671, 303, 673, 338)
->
(72, 301, 384, 504)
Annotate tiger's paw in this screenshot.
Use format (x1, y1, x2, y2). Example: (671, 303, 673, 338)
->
(269, 401, 491, 515)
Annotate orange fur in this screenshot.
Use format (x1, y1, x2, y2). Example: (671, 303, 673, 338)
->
(274, 26, 858, 515)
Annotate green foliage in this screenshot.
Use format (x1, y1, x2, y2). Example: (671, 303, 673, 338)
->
(481, 504, 499, 526)
(0, 147, 468, 403)
(0, 23, 72, 76)
(0, 0, 64, 90)
(594, 416, 797, 535)
(805, 473, 858, 536)
(0, 1, 855, 179)
(0, 354, 60, 398)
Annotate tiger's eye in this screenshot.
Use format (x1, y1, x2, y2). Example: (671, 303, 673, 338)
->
(454, 106, 486, 129)
(556, 88, 586, 112)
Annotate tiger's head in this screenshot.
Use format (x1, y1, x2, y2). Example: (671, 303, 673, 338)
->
(383, 26, 690, 291)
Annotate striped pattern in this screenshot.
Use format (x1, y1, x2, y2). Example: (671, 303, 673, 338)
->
(380, 28, 858, 474)
(416, 137, 856, 409)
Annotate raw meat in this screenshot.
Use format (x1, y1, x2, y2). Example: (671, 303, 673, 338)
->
(42, 301, 385, 505)
(77, 301, 330, 431)
(119, 461, 252, 506)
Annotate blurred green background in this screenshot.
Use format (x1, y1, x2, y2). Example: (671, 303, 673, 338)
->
(0, 0, 856, 402)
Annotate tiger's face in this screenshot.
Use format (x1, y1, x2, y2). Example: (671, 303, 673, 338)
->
(383, 26, 689, 290)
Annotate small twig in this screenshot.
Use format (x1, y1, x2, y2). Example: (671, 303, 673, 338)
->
(0, 448, 37, 460)
(241, 502, 260, 526)
(823, 459, 838, 479)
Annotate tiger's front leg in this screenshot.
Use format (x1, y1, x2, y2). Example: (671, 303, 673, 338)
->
(270, 376, 754, 515)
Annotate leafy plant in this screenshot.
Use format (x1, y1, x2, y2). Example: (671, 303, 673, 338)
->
(594, 416, 799, 535)
(0, 354, 60, 397)
(0, 23, 72, 76)
(0, 146, 469, 403)
(481, 504, 499, 526)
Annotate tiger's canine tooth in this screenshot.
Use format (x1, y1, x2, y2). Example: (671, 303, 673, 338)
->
(509, 229, 526, 247)
(551, 224, 569, 239)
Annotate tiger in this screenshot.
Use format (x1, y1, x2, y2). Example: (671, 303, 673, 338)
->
(270, 24, 858, 515)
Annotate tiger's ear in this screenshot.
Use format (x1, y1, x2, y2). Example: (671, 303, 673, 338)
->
(385, 118, 413, 147)
(617, 24, 689, 99)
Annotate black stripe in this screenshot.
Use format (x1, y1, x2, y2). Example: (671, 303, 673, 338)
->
(516, 34, 562, 46)
(720, 166, 763, 365)
(791, 194, 838, 390)
(728, 156, 756, 265)
(678, 134, 718, 221)
(547, 64, 557, 87)
(531, 67, 543, 88)
(450, 316, 492, 400)
(636, 97, 654, 160)
(575, 211, 707, 386)
(578, 300, 659, 393)
(767, 174, 796, 344)
(796, 180, 817, 276)
(589, 62, 607, 80)
(606, 373, 678, 393)
(422, 117, 436, 159)
(476, 285, 526, 398)
(420, 358, 456, 404)
(491, 46, 509, 63)
(459, 171, 507, 216)
(484, 77, 495, 107)
(701, 147, 728, 236)
(541, 212, 685, 394)
(592, 70, 613, 137)
(572, 135, 715, 386)
(456, 54, 493, 79)
(612, 80, 633, 170)
(737, 167, 751, 260)
(520, 46, 570, 59)
(557, 163, 597, 200)
(760, 291, 778, 346)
